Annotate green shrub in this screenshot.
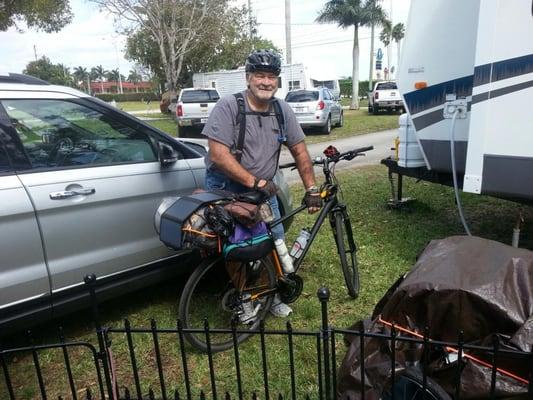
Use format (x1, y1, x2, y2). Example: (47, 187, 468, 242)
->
(95, 92, 160, 102)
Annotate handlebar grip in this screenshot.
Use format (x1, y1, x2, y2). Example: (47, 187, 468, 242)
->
(353, 145, 374, 153)
(279, 162, 296, 169)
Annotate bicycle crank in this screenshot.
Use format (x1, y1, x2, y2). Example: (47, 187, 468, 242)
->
(278, 274, 303, 304)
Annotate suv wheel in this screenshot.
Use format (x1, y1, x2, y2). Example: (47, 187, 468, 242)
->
(373, 104, 379, 115)
(321, 116, 331, 134)
(336, 112, 344, 127)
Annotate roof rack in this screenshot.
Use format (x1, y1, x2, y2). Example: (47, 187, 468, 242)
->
(0, 73, 50, 85)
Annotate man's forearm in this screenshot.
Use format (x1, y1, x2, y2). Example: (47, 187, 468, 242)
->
(290, 141, 316, 190)
(209, 140, 256, 188)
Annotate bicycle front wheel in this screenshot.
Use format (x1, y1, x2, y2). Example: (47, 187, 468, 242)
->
(178, 255, 277, 353)
(333, 210, 360, 298)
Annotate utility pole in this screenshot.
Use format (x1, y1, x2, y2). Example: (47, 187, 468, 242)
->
(33, 45, 38, 61)
(248, 0, 253, 46)
(285, 0, 292, 64)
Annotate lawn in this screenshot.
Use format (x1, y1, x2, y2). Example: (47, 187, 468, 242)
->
(3, 166, 531, 399)
(117, 101, 159, 112)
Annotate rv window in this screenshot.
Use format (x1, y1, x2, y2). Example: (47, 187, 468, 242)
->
(181, 90, 220, 103)
(289, 80, 301, 90)
(285, 91, 319, 102)
(376, 82, 397, 90)
(277, 77, 282, 88)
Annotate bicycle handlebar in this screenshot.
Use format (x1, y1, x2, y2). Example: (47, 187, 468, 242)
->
(279, 145, 374, 169)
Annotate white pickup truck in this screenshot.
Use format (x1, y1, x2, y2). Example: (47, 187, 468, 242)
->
(176, 88, 220, 131)
(367, 81, 404, 115)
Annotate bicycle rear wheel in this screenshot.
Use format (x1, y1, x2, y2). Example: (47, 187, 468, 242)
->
(178, 255, 277, 353)
(332, 210, 360, 298)
(381, 368, 452, 400)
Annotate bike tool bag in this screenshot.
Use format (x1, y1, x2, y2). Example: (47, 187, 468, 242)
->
(157, 190, 230, 250)
(223, 221, 273, 262)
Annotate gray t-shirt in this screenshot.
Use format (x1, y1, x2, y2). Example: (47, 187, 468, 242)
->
(202, 90, 305, 180)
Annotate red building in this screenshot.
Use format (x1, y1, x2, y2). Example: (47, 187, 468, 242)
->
(88, 81, 153, 94)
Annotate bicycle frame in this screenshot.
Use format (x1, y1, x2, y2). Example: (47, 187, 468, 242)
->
(269, 162, 347, 275)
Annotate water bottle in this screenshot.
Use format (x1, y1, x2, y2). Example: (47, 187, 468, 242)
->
(274, 238, 295, 274)
(290, 228, 311, 259)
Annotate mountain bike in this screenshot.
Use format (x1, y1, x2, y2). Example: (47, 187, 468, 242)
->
(178, 145, 374, 353)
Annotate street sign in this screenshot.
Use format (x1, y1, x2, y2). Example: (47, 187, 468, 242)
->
(376, 48, 383, 61)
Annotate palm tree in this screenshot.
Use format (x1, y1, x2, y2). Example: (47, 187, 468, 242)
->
(316, 0, 387, 109)
(73, 66, 89, 92)
(392, 23, 405, 75)
(106, 69, 120, 82)
(379, 19, 392, 78)
(91, 65, 107, 93)
(364, 0, 388, 91)
(127, 69, 141, 84)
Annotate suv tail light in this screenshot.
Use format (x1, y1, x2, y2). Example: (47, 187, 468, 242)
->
(316, 100, 325, 110)
(374, 91, 379, 100)
(177, 104, 183, 117)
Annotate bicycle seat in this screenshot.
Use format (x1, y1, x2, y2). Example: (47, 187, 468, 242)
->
(236, 191, 268, 205)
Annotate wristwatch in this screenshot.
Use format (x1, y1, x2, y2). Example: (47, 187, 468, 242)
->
(306, 185, 319, 194)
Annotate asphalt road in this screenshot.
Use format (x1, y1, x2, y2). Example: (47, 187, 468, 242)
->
(279, 129, 397, 184)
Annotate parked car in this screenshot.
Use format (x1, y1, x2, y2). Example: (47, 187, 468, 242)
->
(367, 81, 404, 114)
(176, 88, 220, 133)
(0, 73, 292, 334)
(285, 88, 343, 134)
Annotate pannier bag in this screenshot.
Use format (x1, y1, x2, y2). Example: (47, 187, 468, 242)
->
(158, 191, 228, 250)
(223, 221, 273, 262)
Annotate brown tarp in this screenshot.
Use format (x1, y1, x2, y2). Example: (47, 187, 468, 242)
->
(337, 236, 533, 399)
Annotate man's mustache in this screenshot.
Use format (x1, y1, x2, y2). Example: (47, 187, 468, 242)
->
(258, 85, 274, 90)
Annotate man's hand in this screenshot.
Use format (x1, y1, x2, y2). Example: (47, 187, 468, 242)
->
(304, 186, 322, 213)
(256, 179, 278, 198)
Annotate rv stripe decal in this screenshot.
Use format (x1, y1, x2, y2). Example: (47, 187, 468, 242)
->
(473, 53, 533, 87)
(403, 75, 473, 115)
(405, 52, 533, 117)
(471, 79, 533, 105)
(412, 79, 532, 131)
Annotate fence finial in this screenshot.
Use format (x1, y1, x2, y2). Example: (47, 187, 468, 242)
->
(317, 287, 330, 301)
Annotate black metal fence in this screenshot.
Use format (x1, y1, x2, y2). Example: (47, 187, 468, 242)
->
(1, 280, 532, 400)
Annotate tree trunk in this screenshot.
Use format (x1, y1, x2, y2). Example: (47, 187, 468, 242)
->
(350, 25, 360, 110)
(396, 39, 401, 75)
(368, 24, 375, 92)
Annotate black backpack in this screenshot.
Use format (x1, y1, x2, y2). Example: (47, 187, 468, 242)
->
(232, 92, 287, 164)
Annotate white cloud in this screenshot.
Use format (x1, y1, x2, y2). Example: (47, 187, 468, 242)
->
(0, 0, 133, 74)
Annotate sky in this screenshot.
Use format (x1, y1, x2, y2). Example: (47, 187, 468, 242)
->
(0, 0, 410, 81)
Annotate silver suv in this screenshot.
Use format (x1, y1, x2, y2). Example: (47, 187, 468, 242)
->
(0, 74, 292, 334)
(285, 87, 343, 134)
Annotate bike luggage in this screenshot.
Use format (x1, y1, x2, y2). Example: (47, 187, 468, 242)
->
(157, 191, 229, 250)
(223, 222, 273, 261)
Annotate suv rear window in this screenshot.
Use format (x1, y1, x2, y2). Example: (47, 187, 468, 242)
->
(180, 90, 220, 103)
(285, 91, 319, 102)
(376, 82, 397, 90)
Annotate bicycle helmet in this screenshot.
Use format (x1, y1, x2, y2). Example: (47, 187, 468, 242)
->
(245, 49, 282, 75)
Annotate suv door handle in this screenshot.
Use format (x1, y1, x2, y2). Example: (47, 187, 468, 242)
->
(50, 188, 96, 199)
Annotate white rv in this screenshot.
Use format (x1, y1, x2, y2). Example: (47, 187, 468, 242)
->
(386, 0, 533, 203)
(193, 64, 340, 100)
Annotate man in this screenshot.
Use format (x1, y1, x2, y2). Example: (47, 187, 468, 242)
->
(201, 49, 322, 317)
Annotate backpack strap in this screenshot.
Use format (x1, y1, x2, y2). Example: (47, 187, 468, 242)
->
(232, 93, 287, 175)
(233, 93, 246, 163)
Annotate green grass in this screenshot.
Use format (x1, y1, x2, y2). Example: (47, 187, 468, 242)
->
(3, 166, 532, 399)
(303, 109, 398, 145)
(118, 101, 158, 112)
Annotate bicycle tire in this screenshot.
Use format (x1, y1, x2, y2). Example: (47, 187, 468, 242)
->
(178, 255, 277, 353)
(381, 368, 452, 400)
(333, 210, 360, 298)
